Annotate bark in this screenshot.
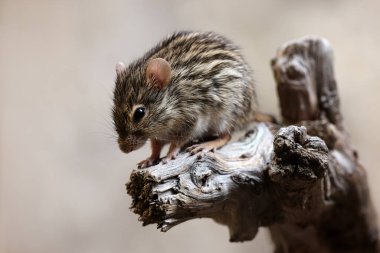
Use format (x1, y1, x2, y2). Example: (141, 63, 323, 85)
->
(126, 37, 379, 253)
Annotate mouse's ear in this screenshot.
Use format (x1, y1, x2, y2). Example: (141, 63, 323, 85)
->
(116, 62, 126, 76)
(146, 58, 172, 89)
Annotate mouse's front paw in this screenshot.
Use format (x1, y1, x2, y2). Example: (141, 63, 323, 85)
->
(161, 147, 181, 164)
(137, 157, 158, 169)
(161, 153, 178, 164)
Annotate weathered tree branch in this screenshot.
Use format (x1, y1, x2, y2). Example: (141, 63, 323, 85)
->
(270, 36, 379, 253)
(126, 37, 379, 252)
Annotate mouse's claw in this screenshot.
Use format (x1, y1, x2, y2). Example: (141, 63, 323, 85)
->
(186, 144, 213, 156)
(161, 145, 181, 164)
(161, 152, 178, 164)
(137, 157, 158, 169)
(186, 134, 231, 156)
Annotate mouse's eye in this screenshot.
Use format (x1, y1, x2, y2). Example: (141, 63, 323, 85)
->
(133, 106, 146, 122)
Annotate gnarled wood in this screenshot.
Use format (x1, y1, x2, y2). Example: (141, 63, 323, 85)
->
(126, 37, 379, 252)
(270, 36, 379, 253)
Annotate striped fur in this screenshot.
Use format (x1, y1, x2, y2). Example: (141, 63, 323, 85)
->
(113, 31, 257, 152)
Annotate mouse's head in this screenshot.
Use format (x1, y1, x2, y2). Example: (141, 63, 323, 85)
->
(112, 58, 172, 154)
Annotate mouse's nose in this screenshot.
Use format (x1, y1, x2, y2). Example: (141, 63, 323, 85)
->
(119, 142, 135, 153)
(118, 136, 146, 154)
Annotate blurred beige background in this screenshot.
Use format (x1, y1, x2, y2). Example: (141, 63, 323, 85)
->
(1, 0, 379, 252)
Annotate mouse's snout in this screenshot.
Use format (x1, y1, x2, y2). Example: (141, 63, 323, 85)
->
(118, 136, 146, 154)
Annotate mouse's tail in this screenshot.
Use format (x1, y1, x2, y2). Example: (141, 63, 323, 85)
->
(254, 112, 277, 123)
